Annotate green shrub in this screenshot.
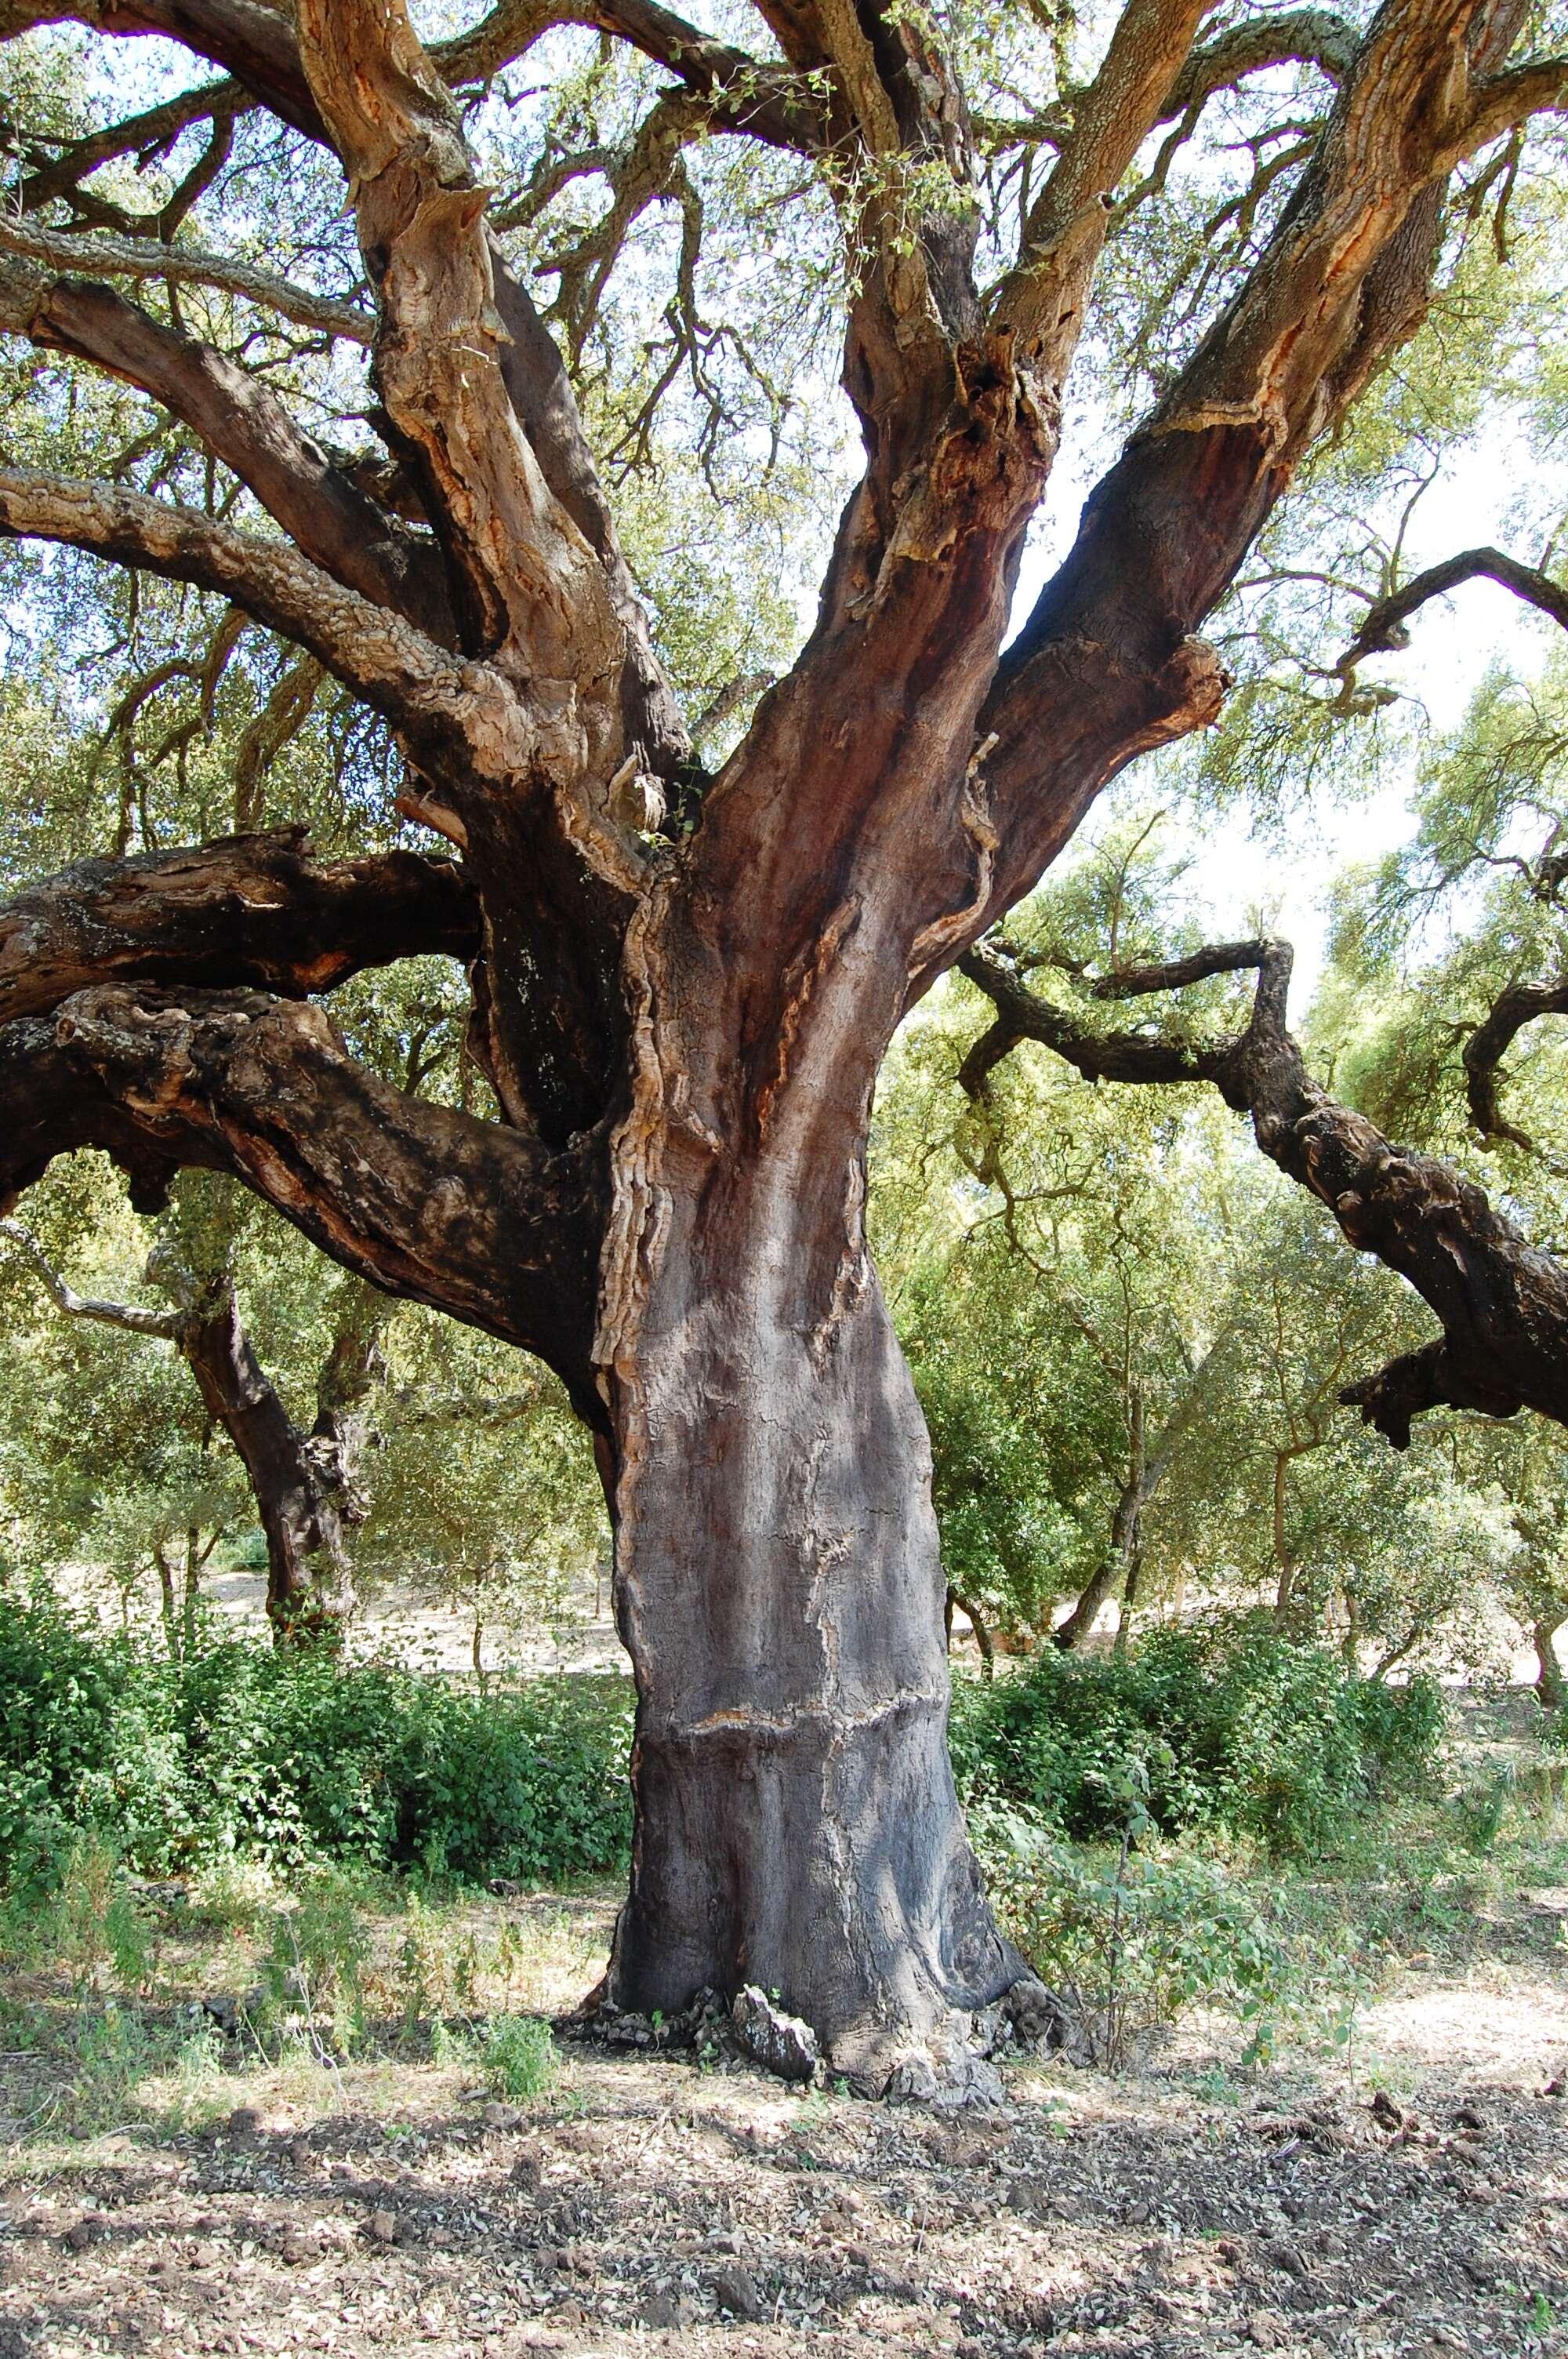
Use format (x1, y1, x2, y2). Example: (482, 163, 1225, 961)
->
(483, 2012, 557, 2099)
(977, 1804, 1307, 2069)
(0, 1594, 633, 1892)
(952, 1617, 1444, 1855)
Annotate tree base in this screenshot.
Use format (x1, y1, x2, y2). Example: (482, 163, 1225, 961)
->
(559, 1970, 1067, 2106)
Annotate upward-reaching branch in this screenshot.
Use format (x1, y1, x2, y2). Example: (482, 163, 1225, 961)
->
(1, 0, 692, 780)
(994, 0, 1210, 378)
(1340, 545, 1568, 669)
(969, 0, 1552, 940)
(296, 0, 629, 777)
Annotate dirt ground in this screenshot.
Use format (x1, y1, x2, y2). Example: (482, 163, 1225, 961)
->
(2, 1881, 1566, 2359)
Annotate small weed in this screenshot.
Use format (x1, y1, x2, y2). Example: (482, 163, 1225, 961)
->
(483, 2013, 557, 2100)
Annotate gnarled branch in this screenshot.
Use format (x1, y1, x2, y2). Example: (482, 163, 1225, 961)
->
(958, 937, 1568, 1445)
(970, 0, 1551, 946)
(0, 984, 607, 1409)
(1163, 9, 1356, 118)
(1340, 544, 1568, 670)
(0, 831, 480, 1030)
(0, 464, 524, 778)
(0, 256, 453, 642)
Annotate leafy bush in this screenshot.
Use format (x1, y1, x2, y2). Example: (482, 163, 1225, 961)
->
(483, 2012, 557, 2099)
(977, 1803, 1312, 2070)
(952, 1617, 1444, 1855)
(0, 1594, 632, 1890)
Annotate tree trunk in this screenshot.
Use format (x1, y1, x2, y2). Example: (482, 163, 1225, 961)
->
(1534, 1616, 1566, 1711)
(947, 1587, 995, 1678)
(1341, 1590, 1362, 1670)
(180, 1285, 355, 1644)
(597, 1092, 1031, 2095)
(1057, 1391, 1147, 1652)
(1113, 1548, 1142, 1654)
(1271, 1452, 1301, 1627)
(152, 1541, 179, 1655)
(182, 1523, 201, 1652)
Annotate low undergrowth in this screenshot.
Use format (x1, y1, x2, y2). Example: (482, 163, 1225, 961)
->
(975, 1744, 1568, 2074)
(0, 1845, 599, 2139)
(0, 1591, 633, 1891)
(1, 1592, 1559, 2119)
(951, 1616, 1446, 1854)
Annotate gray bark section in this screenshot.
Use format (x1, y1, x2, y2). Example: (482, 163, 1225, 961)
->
(604, 1210, 1023, 2087)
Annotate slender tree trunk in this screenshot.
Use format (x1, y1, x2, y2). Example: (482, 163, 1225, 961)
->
(1341, 1590, 1362, 1670)
(1113, 1549, 1142, 1655)
(1534, 1616, 1566, 1711)
(1058, 1392, 1147, 1652)
(180, 1285, 355, 1644)
(947, 1587, 995, 1679)
(182, 1523, 201, 1652)
(152, 1543, 178, 1656)
(1271, 1453, 1302, 1627)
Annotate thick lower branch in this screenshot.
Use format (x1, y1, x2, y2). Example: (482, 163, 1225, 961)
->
(0, 831, 479, 1027)
(0, 984, 606, 1413)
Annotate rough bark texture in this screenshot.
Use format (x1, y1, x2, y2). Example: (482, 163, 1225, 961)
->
(0, 831, 478, 1026)
(1, 0, 1561, 2088)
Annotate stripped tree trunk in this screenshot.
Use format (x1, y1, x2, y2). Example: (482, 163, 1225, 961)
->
(0, 0, 1548, 2088)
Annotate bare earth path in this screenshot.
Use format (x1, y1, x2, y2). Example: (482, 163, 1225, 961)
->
(3, 1928, 1566, 2359)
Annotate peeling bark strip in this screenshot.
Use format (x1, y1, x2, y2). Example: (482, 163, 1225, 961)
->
(2, 0, 1566, 2087)
(959, 940, 1568, 1445)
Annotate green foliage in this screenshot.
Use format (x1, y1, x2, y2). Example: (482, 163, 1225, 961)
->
(482, 2012, 558, 2101)
(0, 1594, 633, 1889)
(952, 1620, 1445, 1856)
(978, 1809, 1310, 2070)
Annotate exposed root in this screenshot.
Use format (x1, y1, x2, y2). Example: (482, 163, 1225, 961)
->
(557, 1972, 1069, 2107)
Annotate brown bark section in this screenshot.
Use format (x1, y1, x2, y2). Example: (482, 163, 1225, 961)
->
(0, 831, 478, 1027)
(960, 939, 1568, 1445)
(1054, 1393, 1147, 1652)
